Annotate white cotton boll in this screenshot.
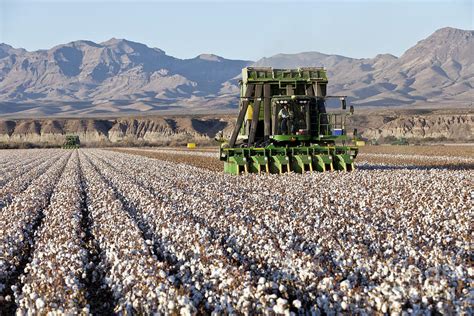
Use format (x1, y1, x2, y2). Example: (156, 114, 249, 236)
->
(35, 298, 45, 310)
(391, 301, 402, 312)
(273, 304, 285, 314)
(180, 305, 193, 316)
(374, 296, 382, 310)
(277, 298, 287, 306)
(279, 284, 287, 293)
(340, 280, 351, 291)
(421, 296, 428, 305)
(293, 300, 302, 309)
(341, 301, 348, 310)
(29, 292, 38, 301)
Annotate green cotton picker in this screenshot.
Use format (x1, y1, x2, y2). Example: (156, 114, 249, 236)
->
(220, 67, 359, 175)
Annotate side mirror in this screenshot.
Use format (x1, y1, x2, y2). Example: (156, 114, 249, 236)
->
(350, 105, 354, 115)
(340, 98, 346, 110)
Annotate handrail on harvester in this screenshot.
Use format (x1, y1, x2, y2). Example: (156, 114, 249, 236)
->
(318, 113, 347, 137)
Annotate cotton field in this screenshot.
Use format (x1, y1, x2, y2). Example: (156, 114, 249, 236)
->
(0, 148, 472, 315)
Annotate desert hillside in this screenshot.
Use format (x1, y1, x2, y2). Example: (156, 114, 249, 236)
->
(0, 27, 472, 117)
(254, 28, 473, 107)
(0, 109, 471, 147)
(0, 116, 234, 147)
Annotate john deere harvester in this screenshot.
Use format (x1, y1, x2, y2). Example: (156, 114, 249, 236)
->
(62, 135, 80, 149)
(220, 67, 358, 174)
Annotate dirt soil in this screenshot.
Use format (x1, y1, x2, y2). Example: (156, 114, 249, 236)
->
(111, 145, 474, 172)
(110, 148, 224, 172)
(359, 145, 474, 157)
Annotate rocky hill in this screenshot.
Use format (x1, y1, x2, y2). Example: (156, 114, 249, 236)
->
(0, 40, 250, 117)
(0, 109, 471, 148)
(0, 27, 472, 118)
(0, 116, 235, 147)
(253, 28, 474, 107)
(349, 109, 473, 142)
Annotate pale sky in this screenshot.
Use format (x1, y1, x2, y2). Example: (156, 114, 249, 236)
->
(0, 0, 472, 61)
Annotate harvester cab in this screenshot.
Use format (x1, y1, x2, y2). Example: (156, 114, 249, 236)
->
(62, 135, 80, 149)
(220, 67, 359, 175)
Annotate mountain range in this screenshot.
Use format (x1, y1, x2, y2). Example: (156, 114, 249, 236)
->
(0, 27, 472, 118)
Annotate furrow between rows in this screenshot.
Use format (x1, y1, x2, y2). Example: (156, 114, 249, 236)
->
(79, 151, 187, 314)
(0, 151, 71, 314)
